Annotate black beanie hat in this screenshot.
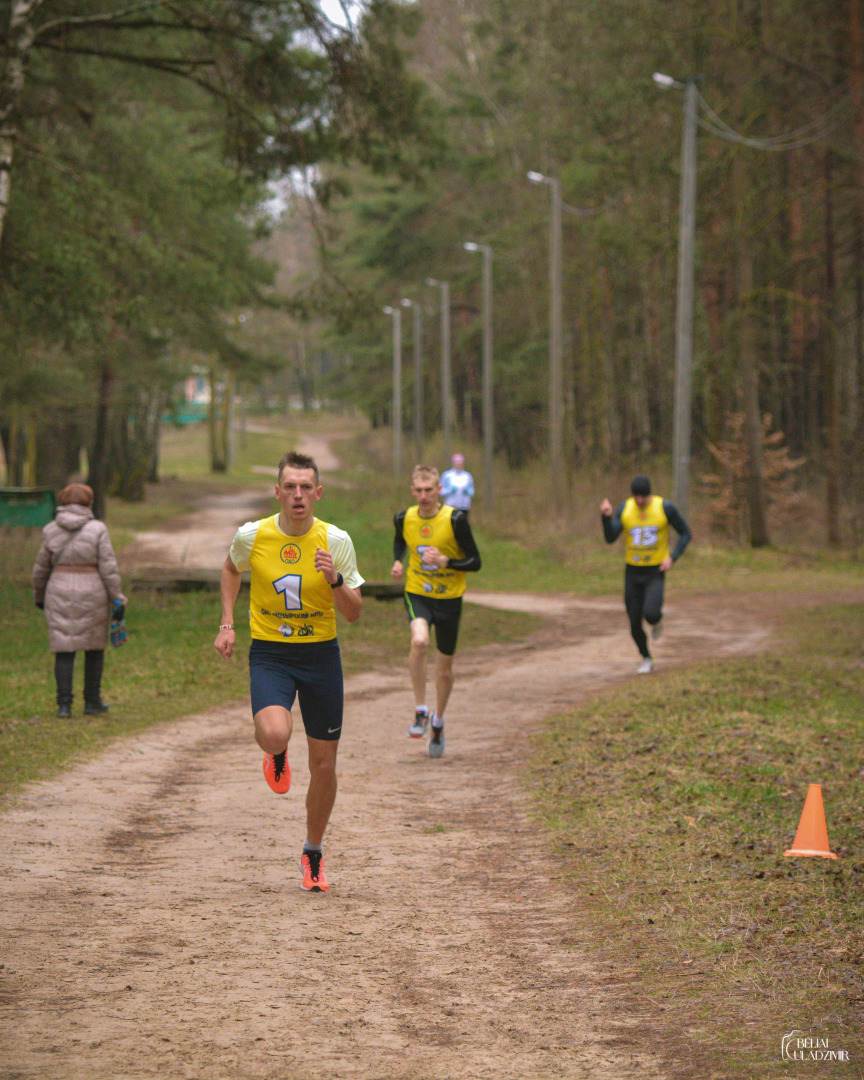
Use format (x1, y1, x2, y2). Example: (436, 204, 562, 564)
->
(631, 475, 651, 496)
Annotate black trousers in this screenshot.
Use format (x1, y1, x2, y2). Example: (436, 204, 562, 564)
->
(623, 564, 665, 659)
(54, 650, 105, 706)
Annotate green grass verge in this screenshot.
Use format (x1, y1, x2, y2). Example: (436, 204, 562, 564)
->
(313, 422, 864, 597)
(529, 602, 864, 1076)
(0, 578, 536, 799)
(56, 414, 864, 598)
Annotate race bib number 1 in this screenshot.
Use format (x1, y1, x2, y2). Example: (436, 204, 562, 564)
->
(273, 573, 302, 610)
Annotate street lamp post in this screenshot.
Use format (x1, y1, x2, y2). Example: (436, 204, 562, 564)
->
(527, 170, 564, 493)
(464, 241, 494, 506)
(383, 305, 402, 479)
(654, 71, 698, 519)
(425, 277, 452, 462)
(401, 297, 423, 464)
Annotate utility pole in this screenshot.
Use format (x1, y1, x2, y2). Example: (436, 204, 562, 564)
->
(401, 298, 423, 464)
(383, 305, 402, 479)
(465, 242, 494, 506)
(527, 171, 564, 493)
(426, 278, 452, 461)
(672, 76, 698, 519)
(482, 247, 493, 506)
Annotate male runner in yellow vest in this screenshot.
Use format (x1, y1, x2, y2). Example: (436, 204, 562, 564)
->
(600, 474, 691, 674)
(214, 451, 364, 891)
(391, 464, 482, 757)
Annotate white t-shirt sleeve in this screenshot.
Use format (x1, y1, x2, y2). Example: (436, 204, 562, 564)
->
(228, 519, 261, 572)
(327, 524, 365, 589)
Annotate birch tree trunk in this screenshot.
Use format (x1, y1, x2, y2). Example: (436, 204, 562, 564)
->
(0, 1, 43, 248)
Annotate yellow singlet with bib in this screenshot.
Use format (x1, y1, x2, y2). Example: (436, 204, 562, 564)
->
(403, 505, 467, 599)
(248, 516, 337, 642)
(620, 496, 671, 567)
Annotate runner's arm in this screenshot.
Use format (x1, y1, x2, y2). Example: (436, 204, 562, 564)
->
(601, 502, 625, 544)
(215, 554, 241, 660)
(320, 528, 364, 623)
(447, 510, 481, 572)
(663, 501, 692, 561)
(392, 510, 408, 577)
(332, 581, 362, 621)
(392, 510, 408, 562)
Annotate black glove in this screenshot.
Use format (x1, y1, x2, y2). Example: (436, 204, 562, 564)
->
(35, 601, 44, 610)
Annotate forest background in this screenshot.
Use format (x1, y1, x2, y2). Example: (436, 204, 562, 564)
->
(2, 0, 864, 552)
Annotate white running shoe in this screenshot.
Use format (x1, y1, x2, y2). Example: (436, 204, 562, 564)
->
(651, 618, 664, 640)
(637, 657, 654, 675)
(408, 709, 429, 738)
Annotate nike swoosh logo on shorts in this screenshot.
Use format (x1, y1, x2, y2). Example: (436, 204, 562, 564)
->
(328, 725, 341, 733)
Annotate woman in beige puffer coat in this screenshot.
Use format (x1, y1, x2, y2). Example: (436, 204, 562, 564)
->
(32, 483, 126, 718)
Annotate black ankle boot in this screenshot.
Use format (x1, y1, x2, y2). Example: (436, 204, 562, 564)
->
(84, 699, 109, 715)
(57, 703, 72, 719)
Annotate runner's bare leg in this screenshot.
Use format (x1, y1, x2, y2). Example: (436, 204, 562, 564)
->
(435, 652, 454, 718)
(306, 736, 338, 846)
(253, 705, 292, 754)
(408, 617, 430, 707)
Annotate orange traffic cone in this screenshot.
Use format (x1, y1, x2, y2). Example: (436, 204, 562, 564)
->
(783, 784, 838, 859)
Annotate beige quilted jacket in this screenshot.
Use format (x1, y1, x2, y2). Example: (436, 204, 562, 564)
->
(32, 504, 126, 653)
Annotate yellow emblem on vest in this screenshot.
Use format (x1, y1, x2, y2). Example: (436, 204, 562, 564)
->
(280, 543, 301, 564)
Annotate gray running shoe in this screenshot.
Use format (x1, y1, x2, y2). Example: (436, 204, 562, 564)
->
(637, 657, 654, 675)
(428, 714, 445, 758)
(408, 709, 429, 738)
(651, 618, 664, 640)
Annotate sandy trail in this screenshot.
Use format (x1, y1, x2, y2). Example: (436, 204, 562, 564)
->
(120, 433, 340, 571)
(0, 580, 781, 1080)
(3, 455, 838, 1079)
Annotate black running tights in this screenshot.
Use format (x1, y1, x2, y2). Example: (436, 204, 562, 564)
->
(623, 565, 665, 659)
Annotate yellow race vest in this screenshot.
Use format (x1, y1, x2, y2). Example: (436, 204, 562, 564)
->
(403, 504, 467, 599)
(248, 516, 337, 642)
(621, 496, 670, 567)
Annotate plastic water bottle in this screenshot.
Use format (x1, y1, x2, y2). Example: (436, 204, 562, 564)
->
(110, 599, 127, 648)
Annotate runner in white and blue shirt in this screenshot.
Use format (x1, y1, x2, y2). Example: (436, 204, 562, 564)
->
(440, 453, 475, 513)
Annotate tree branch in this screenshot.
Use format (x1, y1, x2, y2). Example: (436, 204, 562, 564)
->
(32, 1, 170, 39)
(34, 40, 216, 70)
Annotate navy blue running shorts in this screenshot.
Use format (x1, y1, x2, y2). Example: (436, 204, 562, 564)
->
(403, 592, 463, 656)
(249, 638, 344, 741)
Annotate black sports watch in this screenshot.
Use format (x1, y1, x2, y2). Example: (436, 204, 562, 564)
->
(329, 573, 344, 589)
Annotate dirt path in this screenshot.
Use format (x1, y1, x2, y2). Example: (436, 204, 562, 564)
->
(0, 476, 844, 1079)
(0, 601, 785, 1079)
(120, 433, 339, 571)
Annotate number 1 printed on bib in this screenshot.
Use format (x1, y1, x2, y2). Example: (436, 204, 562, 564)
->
(273, 573, 302, 610)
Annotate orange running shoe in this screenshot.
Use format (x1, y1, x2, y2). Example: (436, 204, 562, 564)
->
(263, 750, 291, 794)
(300, 850, 329, 892)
